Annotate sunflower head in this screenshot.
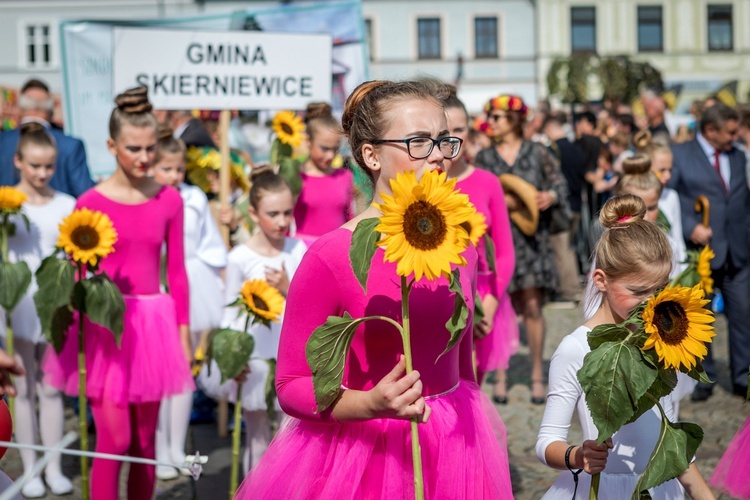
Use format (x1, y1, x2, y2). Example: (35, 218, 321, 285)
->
(641, 285, 715, 371)
(239, 279, 285, 325)
(696, 246, 714, 294)
(373, 170, 474, 281)
(0, 187, 27, 214)
(460, 206, 487, 246)
(272, 111, 305, 148)
(57, 209, 117, 267)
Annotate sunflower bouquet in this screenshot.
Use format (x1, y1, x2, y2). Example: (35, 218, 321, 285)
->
(577, 283, 715, 499)
(305, 169, 478, 500)
(0, 187, 32, 415)
(204, 278, 285, 499)
(33, 208, 124, 500)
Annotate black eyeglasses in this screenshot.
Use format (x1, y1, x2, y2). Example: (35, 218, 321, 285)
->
(372, 136, 463, 159)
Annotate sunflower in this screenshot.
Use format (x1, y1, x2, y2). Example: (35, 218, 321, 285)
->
(374, 170, 475, 281)
(272, 111, 305, 148)
(0, 187, 26, 214)
(696, 246, 714, 294)
(641, 285, 715, 371)
(240, 279, 285, 324)
(460, 206, 487, 246)
(57, 209, 117, 266)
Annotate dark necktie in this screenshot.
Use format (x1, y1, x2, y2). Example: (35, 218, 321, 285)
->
(713, 150, 727, 193)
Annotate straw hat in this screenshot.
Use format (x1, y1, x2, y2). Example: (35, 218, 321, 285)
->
(499, 174, 539, 237)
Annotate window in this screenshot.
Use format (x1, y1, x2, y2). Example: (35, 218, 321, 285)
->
(24, 23, 52, 67)
(638, 6, 663, 52)
(364, 18, 374, 61)
(571, 7, 596, 53)
(417, 18, 441, 59)
(475, 17, 498, 58)
(708, 5, 733, 51)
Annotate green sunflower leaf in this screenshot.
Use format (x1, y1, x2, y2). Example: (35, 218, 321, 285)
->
(483, 234, 496, 274)
(48, 306, 74, 354)
(0, 261, 32, 312)
(587, 323, 630, 350)
(78, 273, 126, 346)
(439, 268, 470, 361)
(34, 256, 76, 339)
(625, 367, 677, 425)
(306, 312, 370, 413)
(278, 157, 302, 197)
(473, 292, 485, 326)
(684, 363, 712, 385)
(264, 358, 278, 421)
(208, 328, 254, 383)
(631, 419, 703, 499)
(578, 340, 658, 443)
(349, 218, 381, 292)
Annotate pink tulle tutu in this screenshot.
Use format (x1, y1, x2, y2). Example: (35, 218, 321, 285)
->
(709, 415, 750, 499)
(475, 273, 519, 374)
(43, 294, 195, 405)
(235, 380, 513, 499)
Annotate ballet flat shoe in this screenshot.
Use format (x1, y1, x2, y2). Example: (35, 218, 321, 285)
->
(21, 477, 46, 498)
(45, 474, 74, 496)
(156, 465, 179, 480)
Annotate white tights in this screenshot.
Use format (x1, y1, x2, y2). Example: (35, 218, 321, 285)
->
(155, 390, 193, 467)
(13, 339, 67, 481)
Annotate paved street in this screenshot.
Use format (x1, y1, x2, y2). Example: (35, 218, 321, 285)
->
(0, 303, 746, 499)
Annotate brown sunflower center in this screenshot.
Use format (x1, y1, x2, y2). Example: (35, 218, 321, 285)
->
(252, 294, 269, 312)
(653, 300, 689, 345)
(280, 122, 294, 135)
(402, 200, 447, 250)
(71, 226, 100, 250)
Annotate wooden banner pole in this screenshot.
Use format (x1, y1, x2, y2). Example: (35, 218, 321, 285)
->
(217, 109, 231, 438)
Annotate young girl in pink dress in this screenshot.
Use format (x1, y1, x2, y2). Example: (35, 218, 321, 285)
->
(442, 91, 518, 402)
(43, 87, 194, 500)
(293, 102, 354, 246)
(235, 80, 513, 499)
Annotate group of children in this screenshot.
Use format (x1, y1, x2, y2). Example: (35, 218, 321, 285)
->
(0, 78, 747, 500)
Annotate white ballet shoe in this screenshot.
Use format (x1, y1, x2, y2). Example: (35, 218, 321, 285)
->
(156, 465, 179, 480)
(21, 477, 45, 499)
(45, 473, 74, 496)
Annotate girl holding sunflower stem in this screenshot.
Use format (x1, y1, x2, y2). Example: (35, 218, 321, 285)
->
(2, 123, 76, 498)
(42, 86, 195, 500)
(235, 80, 513, 499)
(536, 195, 714, 500)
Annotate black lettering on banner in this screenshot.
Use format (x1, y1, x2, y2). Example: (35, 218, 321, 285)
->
(196, 75, 210, 95)
(252, 46, 266, 65)
(300, 77, 312, 97)
(179, 74, 191, 95)
(235, 45, 249, 64)
(254, 76, 274, 95)
(215, 76, 227, 94)
(208, 44, 224, 64)
(135, 74, 148, 87)
(239, 75, 250, 96)
(283, 76, 296, 96)
(187, 43, 202, 64)
(153, 74, 168, 94)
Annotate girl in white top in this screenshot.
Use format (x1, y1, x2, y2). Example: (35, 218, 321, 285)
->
(150, 128, 228, 480)
(536, 195, 713, 500)
(200, 169, 305, 475)
(1, 123, 75, 498)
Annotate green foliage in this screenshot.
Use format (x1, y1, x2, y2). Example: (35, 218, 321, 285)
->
(349, 218, 381, 291)
(483, 234, 496, 274)
(0, 261, 32, 312)
(264, 358, 277, 421)
(207, 328, 254, 383)
(34, 256, 76, 340)
(277, 158, 302, 197)
(625, 368, 677, 425)
(587, 323, 630, 351)
(76, 273, 126, 346)
(473, 292, 485, 326)
(439, 268, 469, 360)
(48, 306, 74, 354)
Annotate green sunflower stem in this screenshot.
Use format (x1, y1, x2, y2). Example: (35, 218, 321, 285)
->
(589, 472, 600, 499)
(230, 382, 243, 498)
(1, 217, 14, 428)
(77, 263, 90, 500)
(401, 276, 424, 500)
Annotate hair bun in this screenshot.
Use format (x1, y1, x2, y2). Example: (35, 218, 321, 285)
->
(19, 121, 47, 136)
(304, 102, 333, 124)
(156, 123, 174, 141)
(114, 86, 152, 114)
(249, 164, 276, 182)
(621, 154, 652, 175)
(633, 130, 652, 151)
(342, 80, 389, 135)
(599, 194, 647, 229)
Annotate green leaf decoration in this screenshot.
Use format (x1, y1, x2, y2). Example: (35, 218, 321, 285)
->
(48, 306, 74, 354)
(269, 138, 294, 167)
(684, 363, 712, 385)
(473, 292, 485, 326)
(78, 273, 126, 345)
(34, 255, 76, 339)
(350, 217, 380, 291)
(209, 328, 254, 383)
(631, 419, 703, 498)
(483, 234, 496, 274)
(439, 268, 470, 361)
(306, 312, 368, 413)
(264, 358, 277, 421)
(0, 261, 32, 312)
(578, 341, 658, 443)
(278, 158, 303, 197)
(587, 323, 630, 351)
(625, 367, 677, 425)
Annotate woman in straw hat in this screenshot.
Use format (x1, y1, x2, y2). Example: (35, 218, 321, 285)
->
(476, 94, 570, 405)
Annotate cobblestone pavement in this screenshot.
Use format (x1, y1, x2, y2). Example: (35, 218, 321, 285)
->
(0, 304, 745, 499)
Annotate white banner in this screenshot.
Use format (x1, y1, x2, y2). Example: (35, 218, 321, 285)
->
(113, 27, 332, 110)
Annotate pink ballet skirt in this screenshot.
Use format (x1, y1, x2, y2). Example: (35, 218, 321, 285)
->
(710, 415, 750, 499)
(42, 294, 195, 405)
(235, 380, 513, 499)
(474, 273, 519, 374)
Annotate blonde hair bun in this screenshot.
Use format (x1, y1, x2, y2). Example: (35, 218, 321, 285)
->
(304, 102, 333, 123)
(621, 154, 652, 175)
(599, 194, 647, 229)
(633, 130, 652, 151)
(114, 86, 152, 114)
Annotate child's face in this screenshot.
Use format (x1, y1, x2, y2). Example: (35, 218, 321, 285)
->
(14, 144, 56, 189)
(309, 127, 341, 172)
(249, 189, 294, 244)
(626, 187, 660, 223)
(443, 106, 469, 174)
(107, 124, 157, 179)
(596, 268, 670, 323)
(651, 151, 673, 186)
(151, 152, 185, 188)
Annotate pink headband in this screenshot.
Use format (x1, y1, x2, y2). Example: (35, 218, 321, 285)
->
(617, 216, 632, 223)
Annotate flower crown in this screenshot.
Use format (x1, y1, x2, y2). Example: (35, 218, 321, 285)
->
(484, 94, 528, 119)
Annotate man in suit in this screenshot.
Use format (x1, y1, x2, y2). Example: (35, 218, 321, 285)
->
(0, 79, 94, 197)
(169, 110, 215, 149)
(669, 103, 750, 401)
